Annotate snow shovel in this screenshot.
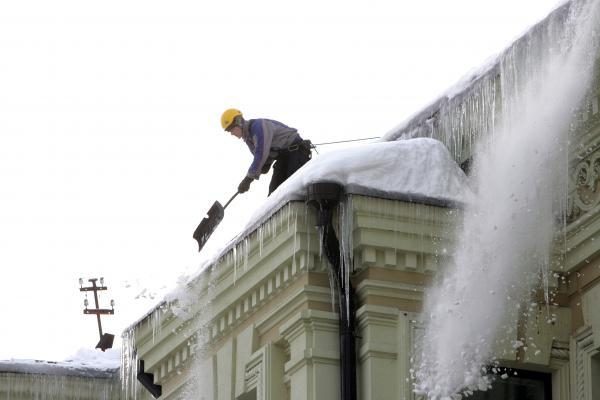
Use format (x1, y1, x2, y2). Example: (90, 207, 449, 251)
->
(193, 191, 239, 252)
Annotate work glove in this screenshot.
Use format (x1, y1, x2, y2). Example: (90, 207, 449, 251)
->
(238, 176, 253, 193)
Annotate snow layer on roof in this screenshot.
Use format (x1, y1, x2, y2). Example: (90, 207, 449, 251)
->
(244, 137, 472, 234)
(0, 348, 119, 378)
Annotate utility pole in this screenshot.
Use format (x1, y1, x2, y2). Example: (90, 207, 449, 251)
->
(79, 277, 115, 351)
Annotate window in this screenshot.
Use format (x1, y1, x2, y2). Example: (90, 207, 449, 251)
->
(592, 352, 600, 400)
(470, 369, 551, 400)
(236, 388, 257, 400)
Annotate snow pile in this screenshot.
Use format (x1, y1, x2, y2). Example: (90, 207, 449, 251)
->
(62, 347, 120, 371)
(245, 138, 472, 234)
(0, 348, 119, 378)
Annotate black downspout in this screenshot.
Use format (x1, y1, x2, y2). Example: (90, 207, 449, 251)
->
(307, 182, 357, 400)
(137, 359, 162, 398)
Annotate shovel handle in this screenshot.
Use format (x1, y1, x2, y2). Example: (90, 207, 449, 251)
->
(223, 192, 239, 210)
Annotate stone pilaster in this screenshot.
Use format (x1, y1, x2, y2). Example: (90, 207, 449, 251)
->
(280, 310, 340, 400)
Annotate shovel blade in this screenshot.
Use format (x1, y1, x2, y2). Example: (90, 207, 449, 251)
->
(193, 201, 225, 252)
(96, 333, 114, 352)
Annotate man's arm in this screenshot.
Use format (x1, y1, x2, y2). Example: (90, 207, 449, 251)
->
(247, 119, 273, 178)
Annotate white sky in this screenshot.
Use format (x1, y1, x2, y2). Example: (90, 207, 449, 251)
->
(0, 0, 564, 362)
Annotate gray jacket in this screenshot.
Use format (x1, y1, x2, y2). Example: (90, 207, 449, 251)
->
(242, 118, 301, 178)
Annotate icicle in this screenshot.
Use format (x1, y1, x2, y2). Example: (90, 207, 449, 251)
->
(299, 203, 310, 272)
(292, 208, 298, 268)
(317, 225, 324, 261)
(259, 225, 264, 257)
(327, 263, 339, 314)
(121, 327, 139, 400)
(243, 237, 249, 272)
(233, 245, 238, 285)
(2, 369, 118, 399)
(151, 307, 162, 344)
(274, 207, 278, 238)
(339, 196, 355, 327)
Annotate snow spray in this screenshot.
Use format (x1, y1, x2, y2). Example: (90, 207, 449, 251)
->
(413, 1, 600, 398)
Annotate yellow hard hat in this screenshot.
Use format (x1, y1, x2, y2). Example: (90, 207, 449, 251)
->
(221, 108, 243, 130)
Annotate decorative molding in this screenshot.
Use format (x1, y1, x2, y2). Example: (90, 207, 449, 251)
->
(551, 340, 570, 361)
(280, 310, 340, 376)
(567, 124, 600, 224)
(155, 342, 191, 383)
(244, 350, 263, 400)
(571, 152, 600, 216)
(207, 261, 323, 344)
(356, 304, 400, 363)
(571, 327, 597, 400)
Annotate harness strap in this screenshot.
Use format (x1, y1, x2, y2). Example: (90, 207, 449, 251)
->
(273, 139, 312, 154)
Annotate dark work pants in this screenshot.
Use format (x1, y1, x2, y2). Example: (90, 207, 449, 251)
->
(269, 148, 311, 195)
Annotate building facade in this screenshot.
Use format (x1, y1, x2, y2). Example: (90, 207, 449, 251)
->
(123, 3, 600, 399)
(1, 2, 599, 400)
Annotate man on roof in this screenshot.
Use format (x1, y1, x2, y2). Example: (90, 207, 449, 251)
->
(221, 108, 312, 196)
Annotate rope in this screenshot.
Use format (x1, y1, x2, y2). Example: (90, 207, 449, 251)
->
(313, 136, 380, 146)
